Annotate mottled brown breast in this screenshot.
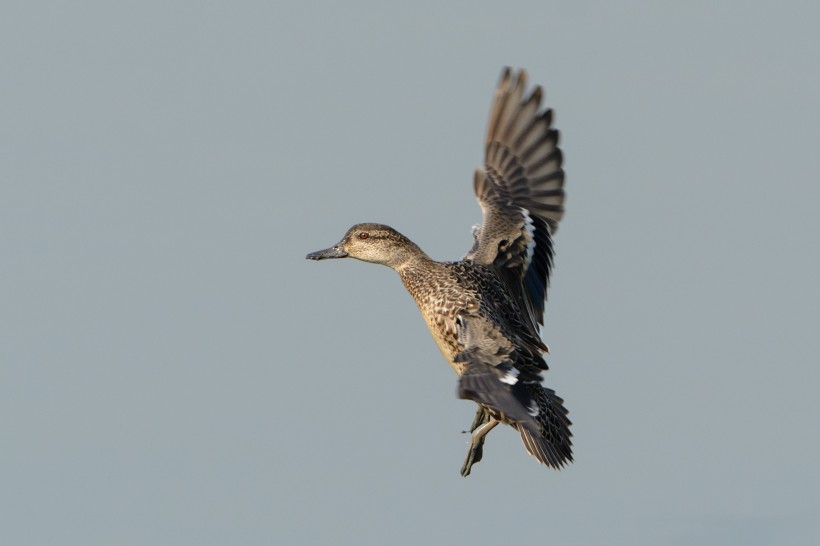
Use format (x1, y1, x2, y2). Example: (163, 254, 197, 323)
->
(398, 261, 479, 375)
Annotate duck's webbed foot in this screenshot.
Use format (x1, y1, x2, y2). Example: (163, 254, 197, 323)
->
(460, 406, 499, 477)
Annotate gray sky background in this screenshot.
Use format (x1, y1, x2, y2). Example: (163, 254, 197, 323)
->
(3, 1, 819, 545)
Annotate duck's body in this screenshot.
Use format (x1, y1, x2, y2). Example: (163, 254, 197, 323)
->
(399, 257, 572, 473)
(398, 259, 541, 374)
(307, 68, 572, 475)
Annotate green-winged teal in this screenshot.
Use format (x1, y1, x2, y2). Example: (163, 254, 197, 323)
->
(307, 68, 572, 476)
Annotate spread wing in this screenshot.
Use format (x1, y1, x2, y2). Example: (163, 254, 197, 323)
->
(453, 313, 573, 469)
(453, 315, 544, 424)
(465, 67, 566, 327)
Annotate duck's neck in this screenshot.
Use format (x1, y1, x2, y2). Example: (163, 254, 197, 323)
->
(395, 251, 447, 299)
(387, 238, 434, 272)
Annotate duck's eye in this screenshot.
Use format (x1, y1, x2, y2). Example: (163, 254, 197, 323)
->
(358, 232, 369, 240)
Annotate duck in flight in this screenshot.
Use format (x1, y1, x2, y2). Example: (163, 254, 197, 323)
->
(307, 68, 572, 476)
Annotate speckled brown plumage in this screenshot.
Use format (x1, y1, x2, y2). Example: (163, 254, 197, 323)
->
(398, 259, 572, 471)
(307, 68, 572, 476)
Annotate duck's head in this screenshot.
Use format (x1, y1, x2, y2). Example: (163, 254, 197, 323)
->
(306, 223, 426, 269)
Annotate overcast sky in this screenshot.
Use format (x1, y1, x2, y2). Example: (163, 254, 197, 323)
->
(3, 1, 820, 545)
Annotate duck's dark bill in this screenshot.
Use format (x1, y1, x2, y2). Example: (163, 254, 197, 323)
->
(306, 246, 348, 260)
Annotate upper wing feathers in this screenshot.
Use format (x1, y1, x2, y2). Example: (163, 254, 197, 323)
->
(454, 315, 544, 424)
(466, 67, 566, 326)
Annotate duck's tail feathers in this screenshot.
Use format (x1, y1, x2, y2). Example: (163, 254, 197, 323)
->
(517, 385, 573, 469)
